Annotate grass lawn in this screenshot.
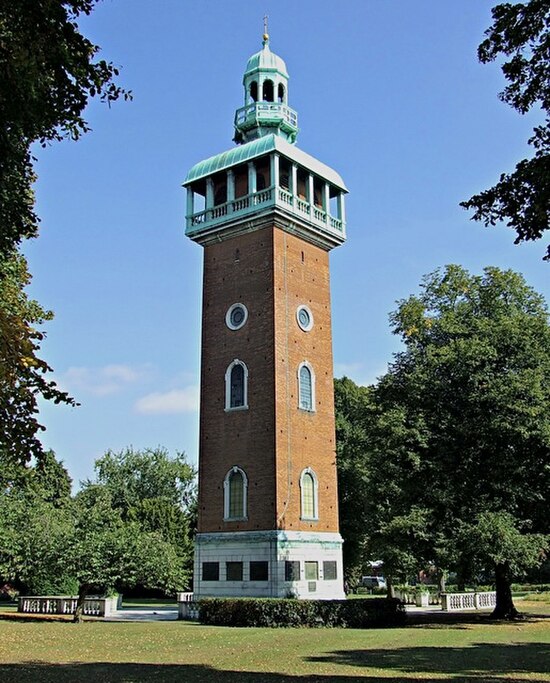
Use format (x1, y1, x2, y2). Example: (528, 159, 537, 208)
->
(0, 600, 548, 682)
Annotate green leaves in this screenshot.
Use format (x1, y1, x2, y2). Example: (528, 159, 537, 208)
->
(464, 512, 548, 576)
(336, 265, 550, 611)
(0, 1, 131, 260)
(0, 252, 77, 467)
(461, 0, 550, 259)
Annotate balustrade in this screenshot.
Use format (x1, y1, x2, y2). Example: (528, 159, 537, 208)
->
(313, 207, 326, 222)
(188, 183, 343, 239)
(441, 591, 496, 611)
(278, 189, 293, 205)
(18, 595, 114, 617)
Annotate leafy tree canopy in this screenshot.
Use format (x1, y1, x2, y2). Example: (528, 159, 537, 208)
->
(0, 253, 76, 466)
(389, 266, 550, 612)
(89, 447, 196, 513)
(82, 447, 197, 592)
(0, 476, 192, 622)
(0, 0, 130, 261)
(460, 0, 550, 260)
(336, 265, 550, 617)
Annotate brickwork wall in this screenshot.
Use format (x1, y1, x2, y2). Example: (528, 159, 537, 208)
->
(197, 224, 340, 535)
(272, 230, 340, 533)
(198, 228, 276, 532)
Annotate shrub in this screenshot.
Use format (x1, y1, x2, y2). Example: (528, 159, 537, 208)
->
(198, 597, 405, 628)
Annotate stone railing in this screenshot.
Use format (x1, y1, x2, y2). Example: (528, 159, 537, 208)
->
(441, 591, 496, 611)
(177, 592, 199, 621)
(188, 186, 344, 240)
(394, 589, 440, 606)
(18, 595, 115, 617)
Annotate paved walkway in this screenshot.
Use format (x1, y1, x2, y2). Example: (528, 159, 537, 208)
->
(106, 607, 178, 622)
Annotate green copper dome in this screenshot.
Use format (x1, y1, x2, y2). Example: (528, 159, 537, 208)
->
(244, 37, 288, 78)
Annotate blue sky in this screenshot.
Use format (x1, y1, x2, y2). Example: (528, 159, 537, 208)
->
(25, 0, 549, 487)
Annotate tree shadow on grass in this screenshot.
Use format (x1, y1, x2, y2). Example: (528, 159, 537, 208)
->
(0, 662, 544, 683)
(307, 641, 550, 679)
(406, 610, 550, 629)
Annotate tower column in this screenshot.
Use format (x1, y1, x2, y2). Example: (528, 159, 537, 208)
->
(206, 177, 214, 210)
(307, 174, 314, 218)
(248, 161, 257, 195)
(291, 163, 298, 208)
(270, 153, 279, 190)
(186, 187, 194, 219)
(227, 169, 235, 212)
(337, 192, 346, 224)
(323, 182, 330, 226)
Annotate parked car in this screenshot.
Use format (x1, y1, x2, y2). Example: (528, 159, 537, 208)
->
(361, 576, 387, 589)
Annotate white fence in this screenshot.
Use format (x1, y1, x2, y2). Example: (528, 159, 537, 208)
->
(441, 591, 496, 611)
(18, 595, 116, 617)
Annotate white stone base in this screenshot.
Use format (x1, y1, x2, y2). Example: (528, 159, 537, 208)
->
(193, 530, 345, 600)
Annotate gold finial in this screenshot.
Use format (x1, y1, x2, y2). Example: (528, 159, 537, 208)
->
(263, 14, 269, 42)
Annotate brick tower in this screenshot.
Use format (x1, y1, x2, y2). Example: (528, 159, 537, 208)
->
(184, 30, 347, 600)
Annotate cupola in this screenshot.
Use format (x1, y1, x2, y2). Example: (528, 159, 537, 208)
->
(234, 32, 298, 144)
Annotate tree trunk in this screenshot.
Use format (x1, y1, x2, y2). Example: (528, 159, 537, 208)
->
(456, 563, 467, 592)
(386, 575, 395, 599)
(492, 562, 519, 619)
(436, 567, 446, 595)
(73, 583, 89, 623)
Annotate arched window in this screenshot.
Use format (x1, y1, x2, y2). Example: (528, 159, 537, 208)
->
(300, 468, 318, 520)
(225, 360, 248, 410)
(262, 79, 274, 102)
(298, 362, 315, 412)
(224, 466, 248, 520)
(249, 80, 258, 102)
(277, 83, 285, 103)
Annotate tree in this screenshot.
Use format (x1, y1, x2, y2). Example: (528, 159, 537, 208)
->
(0, 0, 130, 262)
(382, 265, 550, 617)
(0, 253, 76, 467)
(334, 377, 373, 581)
(0, 482, 191, 622)
(335, 377, 433, 595)
(0, 1, 129, 468)
(83, 447, 197, 591)
(32, 450, 73, 506)
(69, 484, 190, 621)
(90, 447, 196, 513)
(460, 0, 550, 260)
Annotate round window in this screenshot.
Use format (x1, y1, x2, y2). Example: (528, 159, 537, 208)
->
(296, 305, 313, 332)
(226, 303, 248, 330)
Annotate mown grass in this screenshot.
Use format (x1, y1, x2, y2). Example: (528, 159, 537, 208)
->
(0, 600, 548, 682)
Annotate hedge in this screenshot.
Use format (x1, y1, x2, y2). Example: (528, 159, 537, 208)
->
(198, 597, 406, 628)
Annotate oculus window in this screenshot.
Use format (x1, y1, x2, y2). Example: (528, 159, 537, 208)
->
(296, 305, 313, 332)
(226, 303, 248, 331)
